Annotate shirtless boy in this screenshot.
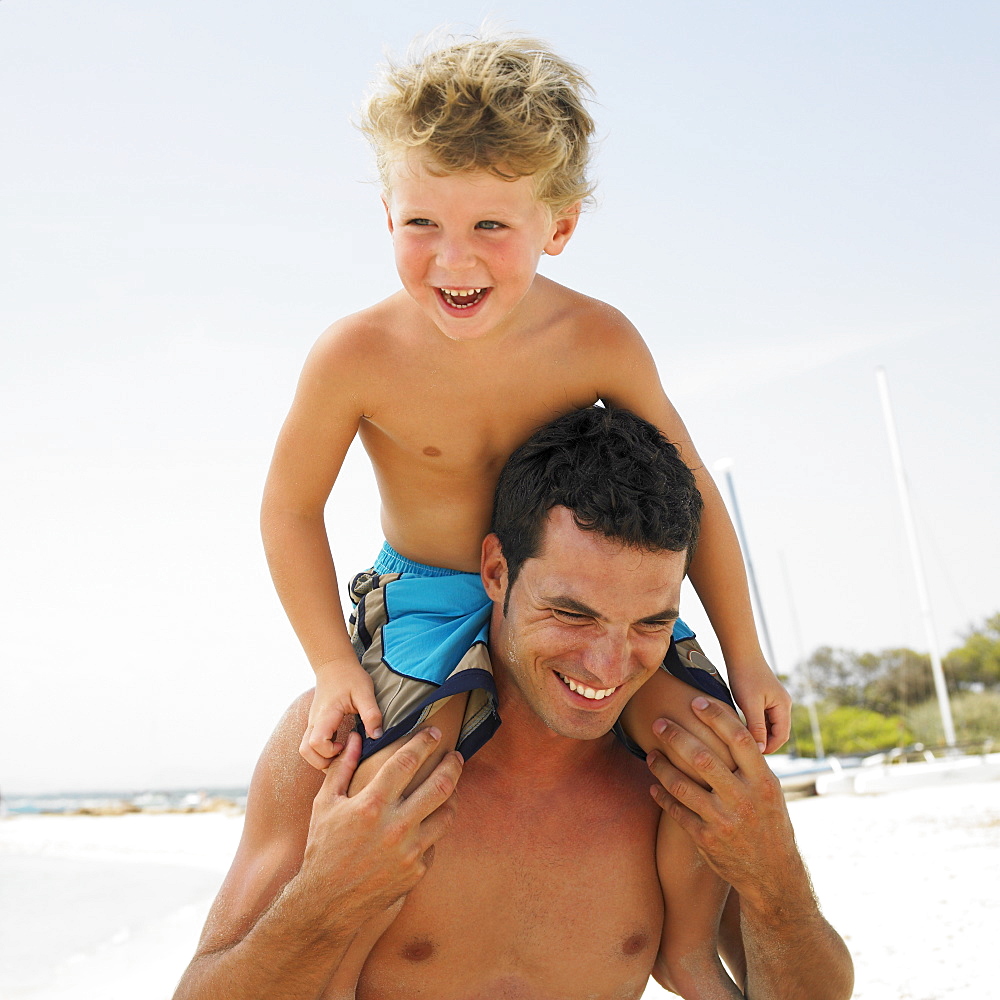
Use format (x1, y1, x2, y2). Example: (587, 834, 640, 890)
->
(260, 30, 791, 995)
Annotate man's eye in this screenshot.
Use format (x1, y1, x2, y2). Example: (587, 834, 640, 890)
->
(553, 609, 589, 623)
(476, 220, 505, 230)
(638, 621, 674, 633)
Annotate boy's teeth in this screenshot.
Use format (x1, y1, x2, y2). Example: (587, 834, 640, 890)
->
(439, 287, 487, 309)
(557, 672, 617, 701)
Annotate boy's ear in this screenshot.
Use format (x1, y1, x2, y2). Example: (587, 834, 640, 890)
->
(481, 534, 508, 602)
(542, 202, 582, 257)
(382, 196, 394, 235)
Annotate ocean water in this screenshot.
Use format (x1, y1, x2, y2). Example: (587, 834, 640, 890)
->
(2, 787, 248, 816)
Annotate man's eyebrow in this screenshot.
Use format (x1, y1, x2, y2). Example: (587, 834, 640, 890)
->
(639, 608, 680, 624)
(544, 596, 680, 624)
(543, 596, 606, 619)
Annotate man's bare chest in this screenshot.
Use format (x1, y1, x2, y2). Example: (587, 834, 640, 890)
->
(356, 774, 663, 999)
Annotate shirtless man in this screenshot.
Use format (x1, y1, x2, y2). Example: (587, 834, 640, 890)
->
(174, 408, 852, 999)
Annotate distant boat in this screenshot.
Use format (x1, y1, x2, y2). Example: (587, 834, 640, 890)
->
(814, 742, 1000, 796)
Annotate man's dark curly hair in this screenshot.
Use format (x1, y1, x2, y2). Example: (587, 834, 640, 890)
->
(491, 405, 703, 600)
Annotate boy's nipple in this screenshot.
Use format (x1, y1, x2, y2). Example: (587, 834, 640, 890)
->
(423, 446, 442, 457)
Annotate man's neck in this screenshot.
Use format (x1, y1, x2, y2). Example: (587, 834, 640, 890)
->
(481, 681, 620, 788)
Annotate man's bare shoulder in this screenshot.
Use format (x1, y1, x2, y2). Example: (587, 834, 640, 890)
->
(245, 691, 326, 828)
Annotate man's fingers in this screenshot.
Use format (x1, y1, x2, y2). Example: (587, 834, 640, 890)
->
(690, 697, 767, 773)
(653, 705, 744, 793)
(646, 749, 714, 821)
(649, 780, 702, 836)
(367, 727, 446, 802)
(403, 749, 464, 822)
(416, 792, 460, 850)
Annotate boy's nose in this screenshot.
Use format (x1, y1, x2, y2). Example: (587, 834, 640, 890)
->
(435, 236, 477, 271)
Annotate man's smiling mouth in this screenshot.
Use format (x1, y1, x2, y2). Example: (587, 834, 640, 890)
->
(438, 287, 488, 309)
(556, 672, 619, 702)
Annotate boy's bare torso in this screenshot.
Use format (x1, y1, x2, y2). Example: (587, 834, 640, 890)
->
(341, 732, 664, 999)
(316, 275, 669, 572)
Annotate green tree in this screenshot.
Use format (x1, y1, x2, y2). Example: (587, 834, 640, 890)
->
(790, 703, 911, 756)
(906, 690, 1000, 746)
(859, 647, 934, 716)
(798, 647, 867, 707)
(945, 614, 1000, 691)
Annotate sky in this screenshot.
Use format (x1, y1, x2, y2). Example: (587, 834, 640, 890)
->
(2, 0, 997, 794)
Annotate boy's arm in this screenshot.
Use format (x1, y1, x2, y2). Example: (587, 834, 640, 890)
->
(173, 695, 462, 1000)
(261, 322, 384, 761)
(595, 316, 790, 752)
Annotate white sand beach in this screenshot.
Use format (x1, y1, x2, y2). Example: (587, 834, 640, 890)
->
(2, 781, 997, 1000)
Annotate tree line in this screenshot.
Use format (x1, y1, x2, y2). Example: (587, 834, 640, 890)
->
(783, 613, 1000, 756)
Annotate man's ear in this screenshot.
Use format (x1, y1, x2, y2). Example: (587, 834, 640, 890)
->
(481, 533, 507, 602)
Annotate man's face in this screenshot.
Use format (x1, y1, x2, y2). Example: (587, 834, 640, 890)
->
(483, 506, 686, 742)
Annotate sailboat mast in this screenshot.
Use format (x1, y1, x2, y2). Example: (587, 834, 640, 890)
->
(875, 367, 956, 747)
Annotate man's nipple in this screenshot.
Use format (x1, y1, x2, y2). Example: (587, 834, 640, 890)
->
(401, 938, 435, 962)
(423, 445, 442, 457)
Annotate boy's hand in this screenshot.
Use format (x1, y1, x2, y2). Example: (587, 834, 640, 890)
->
(728, 658, 791, 755)
(302, 659, 384, 770)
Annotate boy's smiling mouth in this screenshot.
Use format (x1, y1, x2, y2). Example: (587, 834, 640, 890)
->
(437, 287, 489, 310)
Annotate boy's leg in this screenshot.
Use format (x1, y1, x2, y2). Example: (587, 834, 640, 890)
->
(653, 813, 741, 999)
(619, 659, 738, 783)
(624, 638, 745, 996)
(347, 692, 470, 797)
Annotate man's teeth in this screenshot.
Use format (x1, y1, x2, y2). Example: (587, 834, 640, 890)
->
(557, 673, 617, 701)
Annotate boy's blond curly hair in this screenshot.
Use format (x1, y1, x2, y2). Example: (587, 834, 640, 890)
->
(359, 30, 597, 216)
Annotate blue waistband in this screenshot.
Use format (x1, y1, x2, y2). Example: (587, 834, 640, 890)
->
(373, 541, 472, 578)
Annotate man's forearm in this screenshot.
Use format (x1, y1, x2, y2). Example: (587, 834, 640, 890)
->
(739, 876, 853, 1000)
(173, 874, 363, 1000)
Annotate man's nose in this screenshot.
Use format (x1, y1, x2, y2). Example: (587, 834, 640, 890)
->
(582, 630, 634, 688)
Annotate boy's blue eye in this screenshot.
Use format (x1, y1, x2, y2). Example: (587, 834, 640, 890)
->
(476, 220, 505, 230)
(407, 218, 433, 226)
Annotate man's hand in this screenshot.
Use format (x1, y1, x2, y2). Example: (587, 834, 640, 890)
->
(647, 697, 854, 1000)
(728, 658, 792, 755)
(645, 695, 799, 902)
(301, 658, 384, 769)
(299, 728, 463, 921)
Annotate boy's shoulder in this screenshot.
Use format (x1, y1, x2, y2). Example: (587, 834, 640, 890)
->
(530, 277, 650, 354)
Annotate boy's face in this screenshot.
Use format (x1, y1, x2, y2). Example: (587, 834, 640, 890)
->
(383, 152, 578, 341)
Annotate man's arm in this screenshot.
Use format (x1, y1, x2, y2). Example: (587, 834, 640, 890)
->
(646, 697, 853, 1000)
(173, 695, 462, 1000)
